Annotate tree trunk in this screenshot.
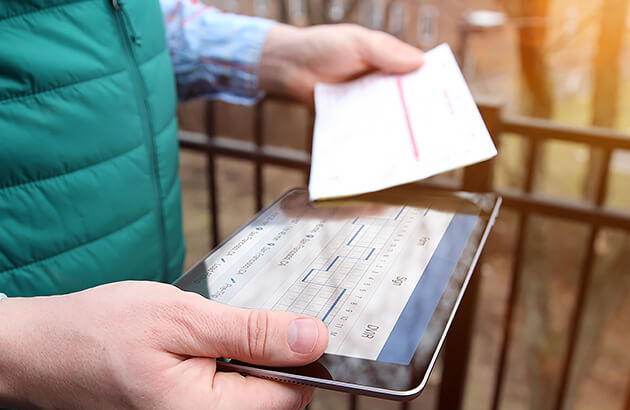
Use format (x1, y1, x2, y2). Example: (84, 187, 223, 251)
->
(583, 0, 628, 199)
(501, 2, 555, 410)
(592, 0, 627, 128)
(504, 0, 553, 225)
(567, 3, 630, 409)
(504, 0, 554, 118)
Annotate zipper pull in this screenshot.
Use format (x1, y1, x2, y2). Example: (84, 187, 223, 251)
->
(112, 0, 142, 46)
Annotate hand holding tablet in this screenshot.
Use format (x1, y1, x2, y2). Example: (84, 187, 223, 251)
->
(175, 188, 501, 400)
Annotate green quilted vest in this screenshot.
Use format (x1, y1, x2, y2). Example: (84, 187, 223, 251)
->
(0, 0, 185, 296)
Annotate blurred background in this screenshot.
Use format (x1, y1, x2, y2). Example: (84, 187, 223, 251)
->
(175, 1, 630, 409)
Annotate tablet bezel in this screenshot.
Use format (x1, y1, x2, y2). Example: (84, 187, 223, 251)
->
(174, 188, 501, 400)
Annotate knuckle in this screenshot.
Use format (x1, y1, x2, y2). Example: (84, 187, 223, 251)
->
(158, 297, 201, 336)
(162, 295, 195, 320)
(294, 387, 314, 410)
(273, 386, 313, 410)
(341, 22, 360, 31)
(374, 30, 393, 44)
(246, 310, 269, 360)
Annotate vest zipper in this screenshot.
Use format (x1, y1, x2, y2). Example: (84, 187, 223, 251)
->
(111, 0, 168, 279)
(112, 0, 142, 45)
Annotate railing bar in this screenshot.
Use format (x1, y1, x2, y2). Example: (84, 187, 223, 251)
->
(399, 400, 409, 410)
(182, 140, 630, 230)
(437, 128, 494, 409)
(624, 373, 630, 410)
(437, 264, 484, 410)
(410, 179, 630, 231)
(349, 394, 357, 410)
(258, 98, 630, 148)
(490, 212, 530, 410)
(552, 226, 600, 410)
(204, 101, 220, 247)
(499, 192, 630, 231)
(180, 136, 630, 230)
(179, 133, 311, 171)
(501, 116, 630, 150)
(206, 153, 219, 248)
(594, 149, 612, 206)
(254, 103, 264, 212)
(524, 139, 539, 193)
(401, 180, 630, 228)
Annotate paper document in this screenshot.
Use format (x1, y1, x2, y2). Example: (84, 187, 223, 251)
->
(309, 44, 497, 201)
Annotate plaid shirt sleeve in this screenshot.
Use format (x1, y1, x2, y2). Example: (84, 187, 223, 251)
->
(160, 0, 275, 105)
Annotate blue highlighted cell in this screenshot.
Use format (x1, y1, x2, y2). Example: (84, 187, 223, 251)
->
(256, 227, 263, 231)
(302, 269, 316, 282)
(327, 256, 340, 271)
(306, 234, 314, 238)
(302, 255, 341, 282)
(322, 289, 347, 321)
(365, 248, 376, 260)
(347, 225, 365, 246)
(394, 206, 406, 220)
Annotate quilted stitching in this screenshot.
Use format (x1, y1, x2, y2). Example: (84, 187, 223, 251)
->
(0, 0, 184, 295)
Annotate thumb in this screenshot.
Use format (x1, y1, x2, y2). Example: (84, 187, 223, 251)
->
(358, 29, 424, 74)
(162, 294, 328, 367)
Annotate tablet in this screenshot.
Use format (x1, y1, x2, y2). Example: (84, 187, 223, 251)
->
(174, 188, 501, 400)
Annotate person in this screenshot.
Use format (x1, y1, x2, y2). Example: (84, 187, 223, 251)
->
(0, 0, 423, 408)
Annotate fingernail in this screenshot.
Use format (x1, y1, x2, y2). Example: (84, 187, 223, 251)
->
(287, 318, 319, 354)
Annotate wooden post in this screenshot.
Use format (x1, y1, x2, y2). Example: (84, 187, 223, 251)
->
(436, 102, 500, 410)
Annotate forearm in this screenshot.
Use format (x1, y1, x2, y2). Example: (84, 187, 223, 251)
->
(0, 297, 36, 408)
(0, 294, 128, 410)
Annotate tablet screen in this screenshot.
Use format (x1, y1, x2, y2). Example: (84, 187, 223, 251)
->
(176, 189, 484, 366)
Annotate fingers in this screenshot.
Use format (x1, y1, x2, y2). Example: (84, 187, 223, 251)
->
(357, 27, 424, 74)
(165, 357, 313, 410)
(212, 371, 314, 410)
(161, 293, 328, 367)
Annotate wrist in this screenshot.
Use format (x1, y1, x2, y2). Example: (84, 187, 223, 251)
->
(258, 23, 304, 100)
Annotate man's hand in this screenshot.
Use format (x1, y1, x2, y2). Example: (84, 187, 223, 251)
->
(259, 24, 424, 104)
(0, 281, 328, 409)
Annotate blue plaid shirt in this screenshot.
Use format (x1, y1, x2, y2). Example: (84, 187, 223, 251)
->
(160, 0, 275, 105)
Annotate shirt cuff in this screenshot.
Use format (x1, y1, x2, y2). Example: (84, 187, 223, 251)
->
(187, 14, 274, 105)
(162, 0, 275, 105)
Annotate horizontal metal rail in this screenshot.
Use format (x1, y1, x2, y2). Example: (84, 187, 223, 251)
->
(502, 114, 630, 149)
(179, 131, 311, 171)
(178, 131, 630, 230)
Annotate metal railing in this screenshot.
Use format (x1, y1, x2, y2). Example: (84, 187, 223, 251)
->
(178, 99, 630, 410)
